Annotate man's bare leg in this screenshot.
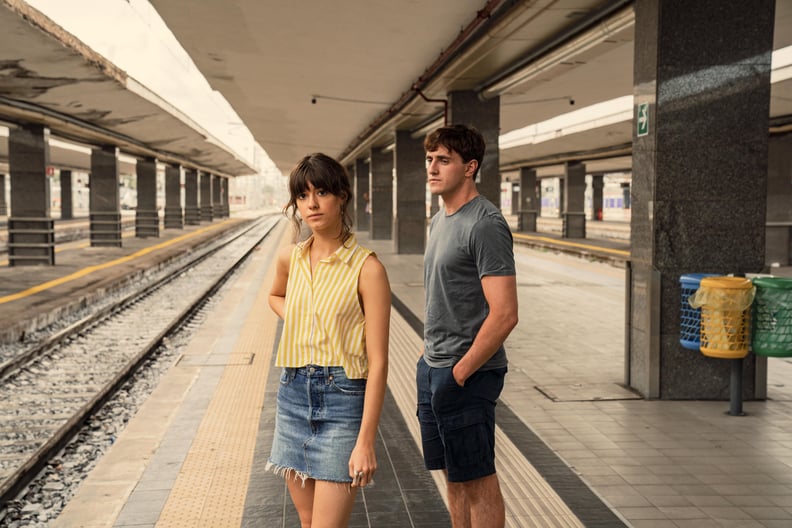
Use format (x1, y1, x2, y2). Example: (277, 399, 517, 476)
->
(447, 473, 504, 528)
(446, 477, 471, 528)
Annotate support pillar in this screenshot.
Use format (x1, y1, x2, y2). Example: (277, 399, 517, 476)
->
(510, 183, 519, 216)
(448, 90, 500, 207)
(370, 148, 393, 240)
(212, 175, 222, 218)
(393, 130, 426, 253)
(200, 171, 213, 222)
(354, 158, 369, 232)
(430, 194, 440, 218)
(765, 134, 792, 266)
(518, 167, 538, 232)
(0, 174, 6, 216)
(629, 0, 774, 399)
(184, 168, 200, 225)
(89, 145, 122, 247)
(221, 178, 230, 217)
(7, 124, 54, 265)
(135, 157, 159, 238)
(562, 162, 586, 238)
(60, 169, 73, 220)
(164, 163, 183, 229)
(591, 174, 604, 221)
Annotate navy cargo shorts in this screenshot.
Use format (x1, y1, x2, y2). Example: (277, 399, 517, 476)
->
(416, 355, 506, 482)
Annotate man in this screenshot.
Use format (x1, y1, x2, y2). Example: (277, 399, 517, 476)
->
(417, 124, 518, 528)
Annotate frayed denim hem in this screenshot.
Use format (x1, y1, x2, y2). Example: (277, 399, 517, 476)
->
(265, 461, 365, 490)
(265, 461, 311, 487)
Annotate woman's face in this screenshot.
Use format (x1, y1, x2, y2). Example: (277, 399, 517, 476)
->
(295, 182, 344, 234)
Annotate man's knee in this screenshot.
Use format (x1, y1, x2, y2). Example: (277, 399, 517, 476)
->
(460, 473, 502, 501)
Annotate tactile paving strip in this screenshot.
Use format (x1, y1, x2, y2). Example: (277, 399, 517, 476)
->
(154, 231, 284, 527)
(387, 307, 585, 527)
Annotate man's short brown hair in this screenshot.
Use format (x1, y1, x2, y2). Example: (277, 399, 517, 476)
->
(424, 124, 485, 177)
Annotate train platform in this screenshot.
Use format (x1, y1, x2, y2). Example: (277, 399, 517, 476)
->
(2, 213, 792, 527)
(0, 215, 256, 346)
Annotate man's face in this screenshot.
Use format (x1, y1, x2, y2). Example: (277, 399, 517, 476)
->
(425, 145, 476, 197)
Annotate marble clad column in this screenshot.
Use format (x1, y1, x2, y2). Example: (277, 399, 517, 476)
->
(199, 172, 214, 222)
(430, 194, 439, 218)
(60, 169, 73, 220)
(369, 148, 393, 240)
(765, 134, 792, 266)
(164, 163, 183, 229)
(212, 175, 222, 218)
(562, 162, 586, 238)
(518, 167, 538, 232)
(447, 90, 500, 208)
(353, 158, 369, 232)
(591, 174, 604, 221)
(510, 183, 519, 215)
(135, 157, 159, 238)
(184, 168, 200, 225)
(629, 0, 774, 399)
(393, 130, 426, 254)
(7, 124, 54, 265)
(221, 178, 230, 217)
(0, 174, 7, 215)
(89, 145, 122, 247)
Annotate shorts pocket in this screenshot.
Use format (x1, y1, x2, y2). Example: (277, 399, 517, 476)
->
(442, 408, 490, 469)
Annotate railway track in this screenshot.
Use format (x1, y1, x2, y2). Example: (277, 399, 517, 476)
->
(0, 214, 282, 508)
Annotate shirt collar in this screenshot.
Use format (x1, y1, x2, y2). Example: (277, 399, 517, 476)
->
(297, 234, 359, 265)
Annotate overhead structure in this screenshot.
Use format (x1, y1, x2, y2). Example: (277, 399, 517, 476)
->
(0, 0, 255, 177)
(149, 0, 792, 175)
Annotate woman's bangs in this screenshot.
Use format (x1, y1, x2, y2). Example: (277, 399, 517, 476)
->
(291, 166, 340, 196)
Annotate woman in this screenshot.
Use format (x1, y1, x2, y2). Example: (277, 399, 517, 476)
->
(267, 153, 391, 527)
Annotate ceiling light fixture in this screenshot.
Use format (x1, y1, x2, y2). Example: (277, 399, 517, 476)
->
(480, 6, 634, 98)
(310, 94, 392, 105)
(503, 95, 575, 106)
(499, 95, 632, 150)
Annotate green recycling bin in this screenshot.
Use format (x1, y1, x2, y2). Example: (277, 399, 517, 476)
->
(752, 277, 792, 357)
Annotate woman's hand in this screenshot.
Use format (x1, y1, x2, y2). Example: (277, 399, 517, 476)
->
(348, 442, 377, 487)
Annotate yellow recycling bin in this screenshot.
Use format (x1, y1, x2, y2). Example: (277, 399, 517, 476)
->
(688, 277, 755, 359)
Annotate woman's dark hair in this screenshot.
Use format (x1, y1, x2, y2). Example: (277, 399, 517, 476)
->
(284, 152, 353, 243)
(423, 124, 486, 178)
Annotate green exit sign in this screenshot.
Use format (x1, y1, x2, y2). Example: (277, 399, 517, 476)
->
(637, 103, 649, 137)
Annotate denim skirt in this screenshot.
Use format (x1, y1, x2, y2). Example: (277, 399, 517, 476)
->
(267, 365, 366, 483)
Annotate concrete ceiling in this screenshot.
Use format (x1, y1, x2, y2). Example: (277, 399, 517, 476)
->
(150, 0, 792, 177)
(1, 1, 788, 180)
(0, 0, 254, 177)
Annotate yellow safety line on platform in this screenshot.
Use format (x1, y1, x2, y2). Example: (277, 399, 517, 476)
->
(155, 226, 288, 528)
(0, 222, 232, 305)
(512, 232, 630, 257)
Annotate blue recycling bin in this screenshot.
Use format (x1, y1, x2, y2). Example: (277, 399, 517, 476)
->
(680, 273, 717, 350)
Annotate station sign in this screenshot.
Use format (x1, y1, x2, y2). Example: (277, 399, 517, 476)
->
(637, 103, 649, 137)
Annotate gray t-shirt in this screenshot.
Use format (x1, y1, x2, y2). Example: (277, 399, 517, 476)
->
(424, 195, 516, 370)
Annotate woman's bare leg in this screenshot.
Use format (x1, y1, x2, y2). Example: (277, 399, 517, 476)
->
(311, 480, 358, 528)
(286, 477, 358, 528)
(287, 476, 315, 527)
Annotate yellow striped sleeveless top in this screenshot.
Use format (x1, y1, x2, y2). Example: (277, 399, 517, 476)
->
(276, 234, 373, 379)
